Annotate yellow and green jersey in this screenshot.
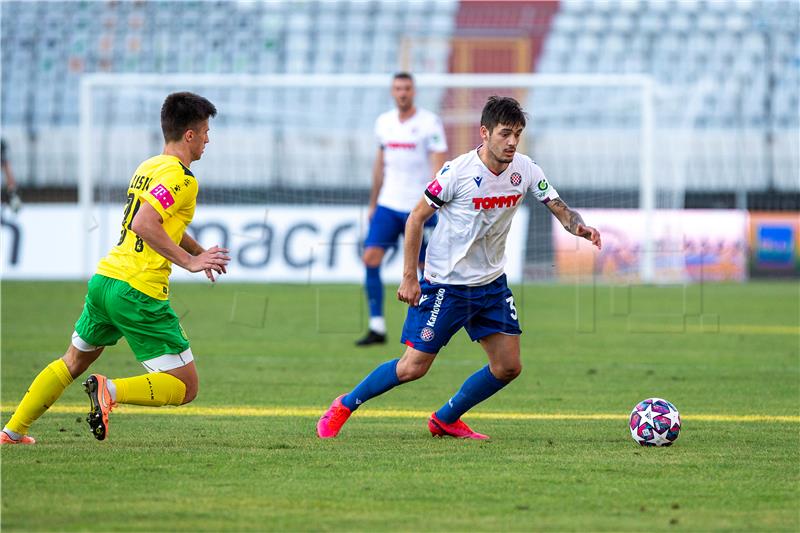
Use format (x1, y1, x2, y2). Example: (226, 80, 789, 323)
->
(96, 154, 197, 300)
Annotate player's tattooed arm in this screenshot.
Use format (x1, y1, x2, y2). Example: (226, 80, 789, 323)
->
(546, 197, 602, 249)
(548, 198, 583, 233)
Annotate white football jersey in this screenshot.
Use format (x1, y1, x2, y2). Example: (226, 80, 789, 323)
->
(422, 148, 559, 286)
(375, 107, 448, 212)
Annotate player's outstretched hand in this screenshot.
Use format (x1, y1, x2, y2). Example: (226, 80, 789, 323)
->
(187, 245, 230, 282)
(397, 276, 422, 306)
(576, 224, 602, 250)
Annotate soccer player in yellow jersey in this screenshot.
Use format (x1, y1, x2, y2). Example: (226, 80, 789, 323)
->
(1, 92, 230, 444)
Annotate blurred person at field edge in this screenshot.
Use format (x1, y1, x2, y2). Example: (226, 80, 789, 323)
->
(1, 92, 231, 445)
(318, 96, 602, 440)
(1, 139, 22, 213)
(356, 72, 449, 346)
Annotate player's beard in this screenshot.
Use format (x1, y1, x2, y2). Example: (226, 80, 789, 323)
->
(395, 96, 413, 113)
(493, 146, 514, 164)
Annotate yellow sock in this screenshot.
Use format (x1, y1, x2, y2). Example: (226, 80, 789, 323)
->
(113, 373, 186, 407)
(6, 359, 73, 435)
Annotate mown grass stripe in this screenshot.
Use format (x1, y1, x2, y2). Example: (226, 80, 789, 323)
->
(2, 404, 798, 423)
(629, 324, 799, 335)
(717, 325, 799, 335)
(692, 324, 799, 335)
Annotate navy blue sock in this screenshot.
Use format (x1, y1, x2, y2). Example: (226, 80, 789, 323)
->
(365, 266, 383, 320)
(435, 365, 508, 424)
(342, 358, 400, 411)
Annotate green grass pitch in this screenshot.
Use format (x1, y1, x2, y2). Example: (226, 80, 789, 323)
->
(2, 280, 798, 531)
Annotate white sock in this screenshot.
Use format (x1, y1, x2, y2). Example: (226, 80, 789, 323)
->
(3, 427, 22, 440)
(107, 379, 117, 402)
(369, 316, 387, 334)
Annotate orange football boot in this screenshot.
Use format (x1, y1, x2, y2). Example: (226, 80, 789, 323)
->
(0, 431, 36, 445)
(83, 374, 116, 441)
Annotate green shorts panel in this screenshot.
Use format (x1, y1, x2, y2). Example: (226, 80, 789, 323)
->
(74, 274, 190, 362)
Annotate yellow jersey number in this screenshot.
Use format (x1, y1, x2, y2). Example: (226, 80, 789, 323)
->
(118, 192, 145, 252)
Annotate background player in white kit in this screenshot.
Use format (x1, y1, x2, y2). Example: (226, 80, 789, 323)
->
(319, 96, 601, 439)
(356, 72, 448, 346)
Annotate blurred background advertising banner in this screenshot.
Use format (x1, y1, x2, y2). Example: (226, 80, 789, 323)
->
(748, 211, 800, 277)
(553, 209, 748, 283)
(0, 205, 529, 283)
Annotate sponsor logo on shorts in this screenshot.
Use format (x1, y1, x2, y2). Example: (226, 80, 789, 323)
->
(426, 288, 446, 328)
(510, 172, 522, 186)
(472, 194, 523, 210)
(420, 327, 435, 342)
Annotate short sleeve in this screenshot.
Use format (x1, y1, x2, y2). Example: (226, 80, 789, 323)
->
(143, 166, 197, 220)
(425, 115, 448, 153)
(424, 162, 455, 209)
(528, 161, 559, 204)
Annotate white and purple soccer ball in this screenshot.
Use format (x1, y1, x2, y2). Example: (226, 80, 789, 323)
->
(629, 398, 681, 446)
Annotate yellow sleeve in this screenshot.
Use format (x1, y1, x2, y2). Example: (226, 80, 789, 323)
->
(142, 167, 197, 220)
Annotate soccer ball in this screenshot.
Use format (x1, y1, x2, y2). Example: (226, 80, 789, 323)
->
(629, 398, 681, 446)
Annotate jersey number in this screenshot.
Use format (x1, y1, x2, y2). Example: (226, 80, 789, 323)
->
(117, 192, 144, 252)
(506, 296, 518, 320)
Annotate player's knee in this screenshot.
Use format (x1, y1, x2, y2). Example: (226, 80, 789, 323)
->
(396, 358, 431, 382)
(178, 376, 199, 404)
(63, 343, 103, 378)
(181, 382, 198, 404)
(362, 248, 384, 268)
(492, 363, 522, 382)
(182, 392, 197, 405)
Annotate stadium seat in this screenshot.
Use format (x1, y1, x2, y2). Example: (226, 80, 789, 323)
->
(0, 0, 796, 190)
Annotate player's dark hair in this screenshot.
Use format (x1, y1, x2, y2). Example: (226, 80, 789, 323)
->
(393, 72, 414, 83)
(161, 92, 217, 143)
(481, 96, 527, 133)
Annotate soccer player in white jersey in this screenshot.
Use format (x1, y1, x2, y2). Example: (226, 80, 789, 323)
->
(356, 72, 448, 346)
(318, 96, 601, 439)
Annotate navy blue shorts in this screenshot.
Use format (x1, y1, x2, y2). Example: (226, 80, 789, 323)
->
(400, 274, 522, 354)
(364, 205, 437, 261)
